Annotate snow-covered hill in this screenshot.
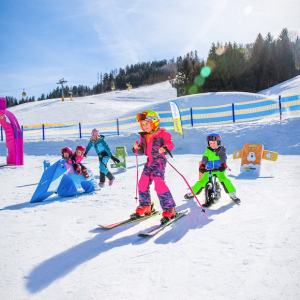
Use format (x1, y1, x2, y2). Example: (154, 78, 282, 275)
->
(0, 76, 300, 300)
(7, 81, 177, 126)
(7, 77, 298, 126)
(258, 75, 300, 96)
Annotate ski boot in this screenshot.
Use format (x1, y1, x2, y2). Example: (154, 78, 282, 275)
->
(99, 182, 105, 188)
(130, 202, 155, 220)
(229, 192, 241, 204)
(184, 192, 194, 199)
(184, 188, 202, 200)
(109, 176, 115, 186)
(82, 168, 89, 179)
(161, 207, 176, 224)
(76, 167, 82, 176)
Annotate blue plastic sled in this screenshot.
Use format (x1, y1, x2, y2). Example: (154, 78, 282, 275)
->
(30, 159, 99, 202)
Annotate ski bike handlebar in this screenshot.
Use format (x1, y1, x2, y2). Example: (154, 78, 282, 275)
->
(204, 167, 231, 172)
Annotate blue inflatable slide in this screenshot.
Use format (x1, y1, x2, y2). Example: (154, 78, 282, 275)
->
(30, 159, 99, 202)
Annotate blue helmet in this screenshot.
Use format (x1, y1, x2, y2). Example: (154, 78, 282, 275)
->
(206, 133, 221, 146)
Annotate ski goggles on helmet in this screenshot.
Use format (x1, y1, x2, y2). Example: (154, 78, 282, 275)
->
(136, 113, 159, 122)
(206, 135, 221, 141)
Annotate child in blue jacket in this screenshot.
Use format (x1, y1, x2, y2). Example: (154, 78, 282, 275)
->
(85, 129, 119, 187)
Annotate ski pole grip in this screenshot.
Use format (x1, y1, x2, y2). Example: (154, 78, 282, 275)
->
(135, 141, 139, 154)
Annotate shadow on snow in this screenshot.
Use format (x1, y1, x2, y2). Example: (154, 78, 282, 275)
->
(25, 199, 236, 293)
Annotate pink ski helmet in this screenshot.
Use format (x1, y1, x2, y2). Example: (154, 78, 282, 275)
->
(61, 147, 72, 155)
(92, 128, 99, 136)
(76, 145, 86, 153)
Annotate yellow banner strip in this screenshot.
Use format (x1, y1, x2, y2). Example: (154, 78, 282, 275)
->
(193, 111, 232, 119)
(281, 99, 300, 107)
(235, 104, 279, 115)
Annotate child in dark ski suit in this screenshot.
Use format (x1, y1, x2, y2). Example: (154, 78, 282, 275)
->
(85, 128, 119, 187)
(184, 133, 240, 203)
(133, 110, 176, 220)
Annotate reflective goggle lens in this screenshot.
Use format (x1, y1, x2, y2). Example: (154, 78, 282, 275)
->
(136, 113, 147, 121)
(136, 112, 159, 122)
(206, 136, 220, 141)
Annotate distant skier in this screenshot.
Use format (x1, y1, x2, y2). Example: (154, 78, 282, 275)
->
(84, 129, 120, 187)
(68, 145, 89, 178)
(132, 110, 177, 221)
(184, 133, 241, 204)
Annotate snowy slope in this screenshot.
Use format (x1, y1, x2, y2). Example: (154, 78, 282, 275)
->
(7, 81, 177, 126)
(5, 79, 286, 127)
(0, 77, 300, 300)
(258, 75, 300, 96)
(119, 91, 279, 120)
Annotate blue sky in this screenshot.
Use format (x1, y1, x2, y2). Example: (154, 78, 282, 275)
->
(0, 0, 299, 100)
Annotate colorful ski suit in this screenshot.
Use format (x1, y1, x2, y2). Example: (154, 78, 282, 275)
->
(192, 145, 236, 194)
(85, 135, 114, 182)
(67, 153, 87, 173)
(135, 128, 176, 210)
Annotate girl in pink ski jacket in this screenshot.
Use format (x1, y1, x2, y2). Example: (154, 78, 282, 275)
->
(68, 145, 89, 178)
(133, 110, 176, 220)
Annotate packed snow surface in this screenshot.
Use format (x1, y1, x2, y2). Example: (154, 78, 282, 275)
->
(258, 75, 300, 96)
(1, 77, 300, 299)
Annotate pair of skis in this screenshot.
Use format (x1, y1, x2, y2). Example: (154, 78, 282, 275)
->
(98, 209, 189, 237)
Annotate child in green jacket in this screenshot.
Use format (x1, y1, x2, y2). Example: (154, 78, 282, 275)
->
(184, 133, 241, 204)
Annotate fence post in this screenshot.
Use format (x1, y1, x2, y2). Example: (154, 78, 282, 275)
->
(278, 95, 282, 121)
(42, 124, 45, 140)
(14, 126, 17, 139)
(116, 119, 119, 135)
(232, 103, 235, 122)
(0, 126, 2, 141)
(79, 123, 82, 138)
(21, 125, 23, 139)
(190, 108, 193, 126)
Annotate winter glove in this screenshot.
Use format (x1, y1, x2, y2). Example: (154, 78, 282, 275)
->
(218, 163, 227, 172)
(83, 152, 87, 158)
(132, 141, 140, 153)
(199, 164, 206, 174)
(111, 156, 120, 163)
(162, 146, 173, 157)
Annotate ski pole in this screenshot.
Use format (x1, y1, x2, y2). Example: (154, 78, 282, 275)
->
(135, 141, 139, 202)
(166, 159, 209, 218)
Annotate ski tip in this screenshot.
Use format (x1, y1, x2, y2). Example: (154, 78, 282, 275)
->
(177, 208, 190, 215)
(97, 224, 116, 229)
(97, 224, 107, 229)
